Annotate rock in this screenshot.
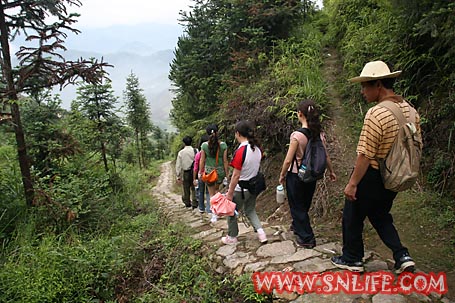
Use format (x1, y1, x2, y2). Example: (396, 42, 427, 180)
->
(244, 261, 270, 272)
(274, 289, 299, 301)
(270, 248, 322, 264)
(371, 294, 407, 303)
(364, 260, 389, 272)
(292, 293, 360, 303)
(294, 257, 337, 273)
(223, 251, 256, 269)
(314, 242, 342, 255)
(256, 240, 295, 257)
(216, 244, 237, 257)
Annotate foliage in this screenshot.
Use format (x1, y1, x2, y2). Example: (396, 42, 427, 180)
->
(74, 80, 122, 172)
(169, 0, 305, 132)
(0, 0, 111, 206)
(220, 23, 328, 152)
(21, 92, 79, 175)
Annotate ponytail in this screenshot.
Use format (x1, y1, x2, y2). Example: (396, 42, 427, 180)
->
(297, 99, 321, 138)
(206, 124, 219, 156)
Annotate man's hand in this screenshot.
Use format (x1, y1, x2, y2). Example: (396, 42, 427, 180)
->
(344, 182, 357, 201)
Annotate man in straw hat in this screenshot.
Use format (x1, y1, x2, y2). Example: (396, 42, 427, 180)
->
(331, 61, 421, 273)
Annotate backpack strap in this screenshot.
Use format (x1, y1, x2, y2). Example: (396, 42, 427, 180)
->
(379, 100, 409, 127)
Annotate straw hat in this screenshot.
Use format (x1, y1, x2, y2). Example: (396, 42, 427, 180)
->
(349, 61, 402, 83)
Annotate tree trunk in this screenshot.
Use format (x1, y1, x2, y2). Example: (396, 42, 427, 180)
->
(100, 141, 109, 173)
(0, 5, 34, 206)
(135, 130, 142, 169)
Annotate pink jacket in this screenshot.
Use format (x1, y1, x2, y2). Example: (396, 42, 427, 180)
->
(210, 192, 236, 217)
(193, 151, 202, 175)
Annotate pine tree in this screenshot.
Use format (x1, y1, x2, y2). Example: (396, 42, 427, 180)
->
(123, 72, 152, 168)
(75, 80, 119, 172)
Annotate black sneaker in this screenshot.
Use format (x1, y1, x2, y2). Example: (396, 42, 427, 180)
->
(394, 253, 415, 274)
(296, 237, 316, 249)
(331, 256, 364, 272)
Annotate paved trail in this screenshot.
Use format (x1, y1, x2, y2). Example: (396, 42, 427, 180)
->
(151, 161, 451, 303)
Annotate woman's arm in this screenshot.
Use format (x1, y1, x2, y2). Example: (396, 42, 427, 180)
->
(199, 150, 206, 175)
(279, 139, 299, 185)
(226, 167, 240, 201)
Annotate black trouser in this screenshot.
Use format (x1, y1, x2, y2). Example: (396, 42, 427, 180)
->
(182, 170, 197, 207)
(342, 166, 408, 263)
(286, 171, 317, 243)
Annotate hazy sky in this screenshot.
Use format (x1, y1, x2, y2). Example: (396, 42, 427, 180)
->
(74, 0, 323, 28)
(74, 0, 193, 27)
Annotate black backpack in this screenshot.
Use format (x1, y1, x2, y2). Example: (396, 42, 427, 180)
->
(295, 128, 327, 183)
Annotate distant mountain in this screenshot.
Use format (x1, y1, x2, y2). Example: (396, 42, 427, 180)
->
(48, 23, 184, 130)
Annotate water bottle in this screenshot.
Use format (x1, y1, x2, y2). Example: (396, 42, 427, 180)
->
(298, 164, 307, 180)
(223, 177, 228, 187)
(276, 185, 285, 204)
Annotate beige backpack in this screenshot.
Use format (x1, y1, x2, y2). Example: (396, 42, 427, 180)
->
(377, 101, 422, 192)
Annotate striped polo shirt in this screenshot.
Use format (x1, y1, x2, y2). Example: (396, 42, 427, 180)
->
(356, 95, 421, 169)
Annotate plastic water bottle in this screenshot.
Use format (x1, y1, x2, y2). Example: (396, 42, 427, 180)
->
(223, 177, 228, 186)
(298, 164, 307, 180)
(276, 185, 285, 204)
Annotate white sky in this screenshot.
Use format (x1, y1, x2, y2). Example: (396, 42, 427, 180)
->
(73, 0, 323, 28)
(74, 0, 193, 27)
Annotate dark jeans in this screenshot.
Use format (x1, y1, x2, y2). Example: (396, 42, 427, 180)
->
(182, 170, 197, 207)
(342, 166, 408, 263)
(197, 178, 211, 212)
(286, 171, 317, 243)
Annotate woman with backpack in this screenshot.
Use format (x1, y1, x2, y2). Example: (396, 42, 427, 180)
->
(199, 124, 229, 223)
(279, 99, 336, 248)
(222, 120, 267, 245)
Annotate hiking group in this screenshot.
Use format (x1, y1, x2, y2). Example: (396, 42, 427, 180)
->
(175, 60, 423, 275)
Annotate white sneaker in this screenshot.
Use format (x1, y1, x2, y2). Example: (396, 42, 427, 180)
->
(210, 214, 218, 223)
(257, 231, 268, 243)
(221, 236, 238, 245)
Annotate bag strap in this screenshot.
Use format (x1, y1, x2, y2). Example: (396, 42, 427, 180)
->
(379, 100, 410, 127)
(241, 144, 248, 164)
(292, 128, 311, 170)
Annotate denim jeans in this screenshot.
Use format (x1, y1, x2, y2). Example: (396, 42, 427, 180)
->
(341, 166, 408, 263)
(286, 171, 317, 243)
(226, 190, 262, 237)
(197, 178, 211, 212)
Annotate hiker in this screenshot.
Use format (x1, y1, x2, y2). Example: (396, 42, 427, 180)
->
(193, 134, 211, 213)
(279, 99, 336, 248)
(175, 136, 197, 209)
(331, 61, 422, 273)
(222, 120, 267, 245)
(199, 124, 229, 223)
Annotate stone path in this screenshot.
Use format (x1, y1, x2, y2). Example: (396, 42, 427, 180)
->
(152, 162, 452, 303)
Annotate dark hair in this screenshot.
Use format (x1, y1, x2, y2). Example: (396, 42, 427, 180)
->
(235, 120, 260, 151)
(182, 136, 192, 146)
(206, 124, 219, 156)
(366, 77, 396, 89)
(297, 99, 321, 138)
(199, 134, 209, 148)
